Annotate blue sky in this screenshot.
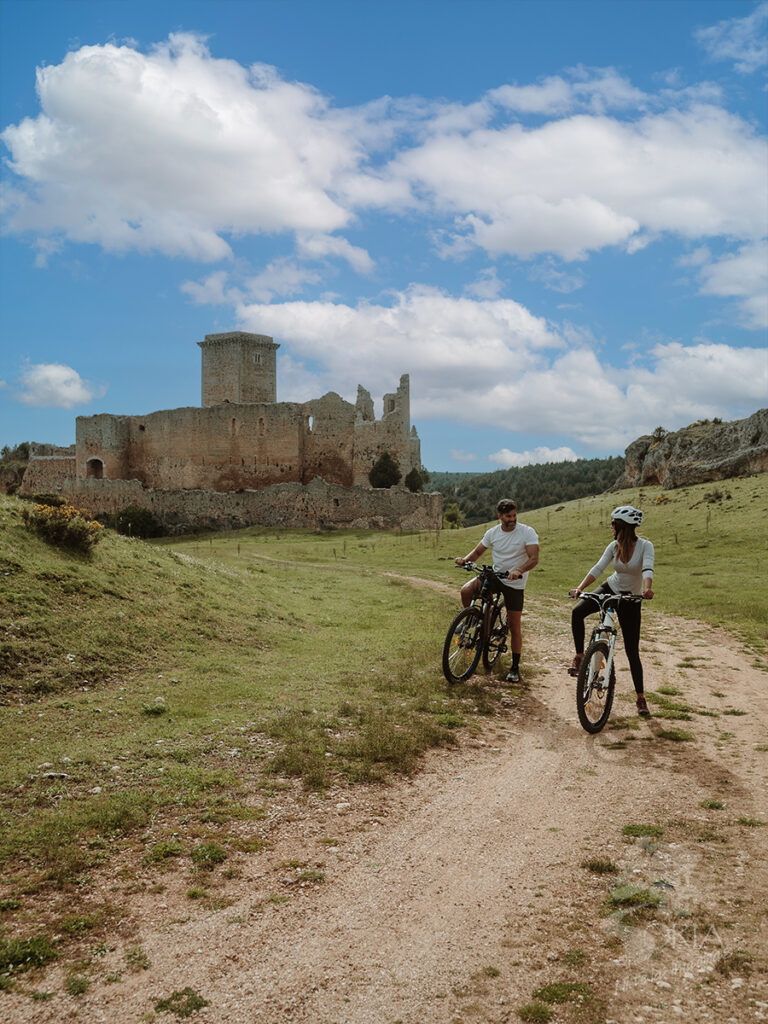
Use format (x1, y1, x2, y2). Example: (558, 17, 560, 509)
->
(1, 0, 766, 472)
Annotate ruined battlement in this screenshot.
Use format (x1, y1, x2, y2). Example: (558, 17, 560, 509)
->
(20, 331, 435, 530)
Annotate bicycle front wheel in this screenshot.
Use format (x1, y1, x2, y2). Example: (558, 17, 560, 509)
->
(443, 607, 483, 684)
(482, 602, 508, 669)
(576, 640, 616, 733)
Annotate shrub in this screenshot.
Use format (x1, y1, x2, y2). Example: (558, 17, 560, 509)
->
(113, 505, 162, 538)
(405, 467, 424, 492)
(21, 503, 104, 553)
(368, 452, 402, 488)
(443, 502, 466, 529)
(31, 492, 66, 507)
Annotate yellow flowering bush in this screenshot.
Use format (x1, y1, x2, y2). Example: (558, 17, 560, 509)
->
(22, 503, 104, 553)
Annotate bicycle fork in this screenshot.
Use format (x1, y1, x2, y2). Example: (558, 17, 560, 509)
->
(593, 618, 618, 686)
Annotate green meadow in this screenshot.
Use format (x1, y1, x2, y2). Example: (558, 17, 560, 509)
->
(0, 472, 765, 898)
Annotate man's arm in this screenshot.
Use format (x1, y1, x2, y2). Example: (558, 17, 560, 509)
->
(507, 543, 539, 580)
(455, 542, 488, 566)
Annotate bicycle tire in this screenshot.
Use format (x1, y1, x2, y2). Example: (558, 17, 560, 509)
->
(576, 640, 616, 733)
(482, 601, 508, 669)
(442, 606, 483, 684)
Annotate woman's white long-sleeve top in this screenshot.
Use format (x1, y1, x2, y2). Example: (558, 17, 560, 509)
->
(588, 538, 654, 594)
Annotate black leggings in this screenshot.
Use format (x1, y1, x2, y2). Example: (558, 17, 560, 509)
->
(571, 583, 644, 694)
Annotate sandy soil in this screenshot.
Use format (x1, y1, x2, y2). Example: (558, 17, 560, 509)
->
(4, 589, 767, 1024)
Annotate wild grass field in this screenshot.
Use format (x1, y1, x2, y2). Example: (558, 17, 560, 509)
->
(0, 472, 765, 986)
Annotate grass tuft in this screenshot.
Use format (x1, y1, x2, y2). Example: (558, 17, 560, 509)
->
(0, 935, 58, 976)
(517, 1003, 553, 1023)
(190, 842, 227, 870)
(658, 728, 694, 742)
(532, 981, 593, 1003)
(607, 884, 663, 909)
(581, 857, 618, 874)
(622, 823, 663, 838)
(155, 987, 210, 1018)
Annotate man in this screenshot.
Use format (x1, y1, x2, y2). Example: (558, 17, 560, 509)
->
(455, 498, 539, 683)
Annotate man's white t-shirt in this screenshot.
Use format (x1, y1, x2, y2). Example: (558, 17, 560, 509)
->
(480, 522, 539, 590)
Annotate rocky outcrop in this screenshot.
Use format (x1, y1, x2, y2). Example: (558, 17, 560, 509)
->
(614, 408, 768, 490)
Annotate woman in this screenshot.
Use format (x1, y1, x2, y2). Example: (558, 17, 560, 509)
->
(568, 505, 655, 716)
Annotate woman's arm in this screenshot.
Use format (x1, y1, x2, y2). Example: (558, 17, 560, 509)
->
(569, 572, 596, 597)
(641, 539, 655, 598)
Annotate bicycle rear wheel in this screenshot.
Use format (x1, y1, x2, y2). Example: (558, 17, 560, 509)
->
(482, 601, 508, 669)
(576, 640, 615, 733)
(443, 607, 483, 684)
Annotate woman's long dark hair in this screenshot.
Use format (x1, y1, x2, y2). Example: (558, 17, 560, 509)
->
(613, 519, 637, 565)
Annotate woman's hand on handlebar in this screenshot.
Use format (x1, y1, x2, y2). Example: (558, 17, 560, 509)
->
(569, 588, 583, 598)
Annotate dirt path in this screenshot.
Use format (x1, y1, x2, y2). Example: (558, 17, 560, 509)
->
(5, 595, 767, 1024)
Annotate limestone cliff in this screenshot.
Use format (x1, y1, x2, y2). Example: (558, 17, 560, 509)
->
(614, 408, 768, 490)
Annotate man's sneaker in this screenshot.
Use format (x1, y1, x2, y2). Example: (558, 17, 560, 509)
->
(636, 694, 651, 717)
(567, 654, 583, 677)
(505, 668, 520, 683)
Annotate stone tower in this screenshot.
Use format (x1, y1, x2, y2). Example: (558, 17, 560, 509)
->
(198, 332, 280, 407)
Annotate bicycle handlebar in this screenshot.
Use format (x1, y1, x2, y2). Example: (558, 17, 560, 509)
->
(460, 562, 509, 579)
(569, 590, 645, 606)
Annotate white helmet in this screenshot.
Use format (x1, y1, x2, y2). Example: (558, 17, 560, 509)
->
(612, 505, 643, 525)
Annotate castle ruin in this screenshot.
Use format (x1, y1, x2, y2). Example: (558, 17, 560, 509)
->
(20, 332, 441, 532)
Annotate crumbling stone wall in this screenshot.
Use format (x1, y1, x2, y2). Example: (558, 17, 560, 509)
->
(352, 376, 414, 485)
(21, 446, 77, 495)
(48, 476, 442, 534)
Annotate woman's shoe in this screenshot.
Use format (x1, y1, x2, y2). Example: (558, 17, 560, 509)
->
(636, 694, 651, 717)
(567, 654, 583, 677)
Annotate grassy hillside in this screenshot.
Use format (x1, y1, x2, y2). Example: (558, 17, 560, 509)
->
(0, 472, 764, 925)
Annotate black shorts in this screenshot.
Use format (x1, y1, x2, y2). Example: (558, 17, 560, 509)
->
(496, 583, 525, 613)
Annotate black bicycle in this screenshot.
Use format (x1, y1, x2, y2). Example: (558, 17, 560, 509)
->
(442, 563, 510, 684)
(570, 591, 644, 733)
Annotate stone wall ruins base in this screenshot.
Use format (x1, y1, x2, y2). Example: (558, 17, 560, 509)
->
(49, 477, 443, 534)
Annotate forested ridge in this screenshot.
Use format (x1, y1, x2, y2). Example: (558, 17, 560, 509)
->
(429, 456, 624, 524)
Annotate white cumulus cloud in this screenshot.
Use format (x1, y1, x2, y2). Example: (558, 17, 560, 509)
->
(16, 363, 101, 408)
(385, 104, 767, 260)
(1, 33, 369, 260)
(489, 446, 580, 468)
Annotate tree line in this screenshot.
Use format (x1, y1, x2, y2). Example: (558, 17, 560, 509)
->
(429, 456, 624, 525)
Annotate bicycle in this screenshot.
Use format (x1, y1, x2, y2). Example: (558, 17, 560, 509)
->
(569, 591, 644, 733)
(442, 563, 510, 684)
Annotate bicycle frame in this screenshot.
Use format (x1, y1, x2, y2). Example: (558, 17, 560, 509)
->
(442, 563, 509, 684)
(467, 563, 507, 636)
(588, 602, 619, 683)
(572, 590, 644, 732)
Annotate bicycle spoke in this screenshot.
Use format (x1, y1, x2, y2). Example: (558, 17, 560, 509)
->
(442, 607, 483, 684)
(576, 640, 615, 733)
